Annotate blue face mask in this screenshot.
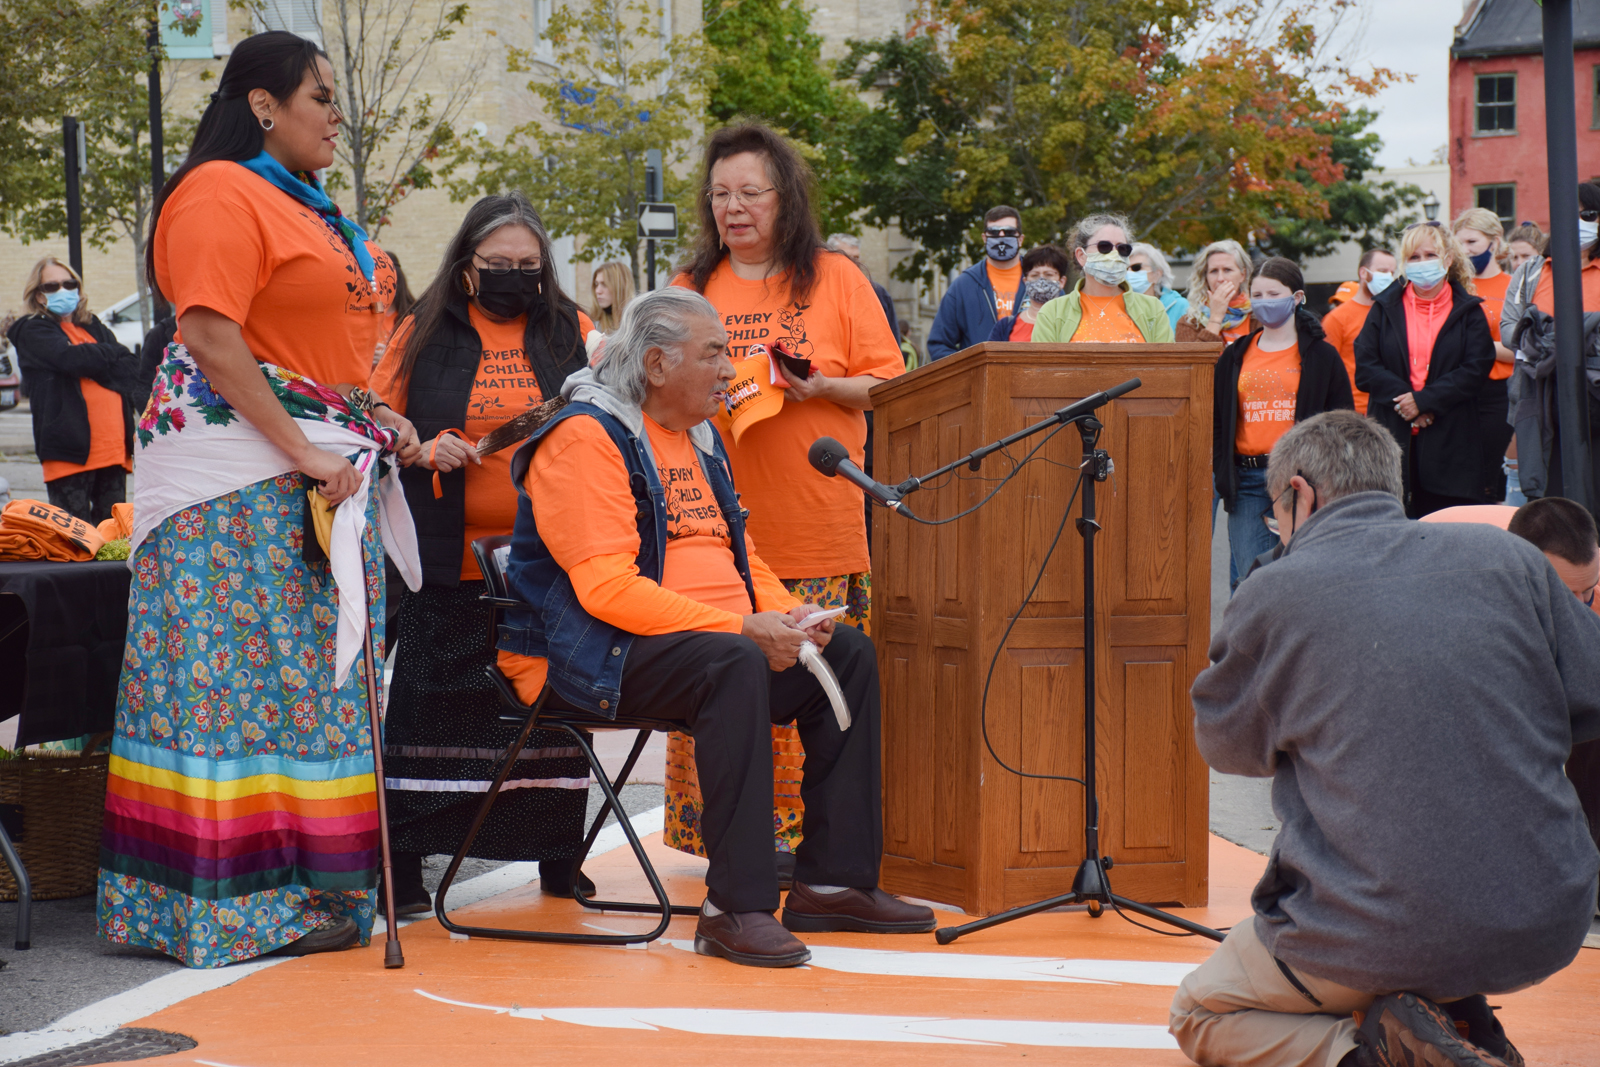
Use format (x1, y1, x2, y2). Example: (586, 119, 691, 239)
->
(1468, 247, 1494, 275)
(1125, 269, 1151, 293)
(1251, 295, 1299, 329)
(1407, 259, 1448, 289)
(45, 288, 80, 317)
(984, 235, 1020, 263)
(1366, 271, 1394, 296)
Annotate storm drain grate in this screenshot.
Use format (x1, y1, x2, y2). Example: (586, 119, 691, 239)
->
(3, 1029, 198, 1066)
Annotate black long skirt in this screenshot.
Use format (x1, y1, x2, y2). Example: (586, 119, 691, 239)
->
(382, 581, 589, 860)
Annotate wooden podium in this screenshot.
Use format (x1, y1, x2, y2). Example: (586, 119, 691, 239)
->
(868, 342, 1221, 917)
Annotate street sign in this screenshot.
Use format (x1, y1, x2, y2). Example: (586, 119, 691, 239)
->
(637, 202, 677, 239)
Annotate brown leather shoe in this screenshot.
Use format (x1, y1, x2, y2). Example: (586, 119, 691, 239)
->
(267, 916, 358, 956)
(782, 884, 936, 934)
(694, 909, 811, 968)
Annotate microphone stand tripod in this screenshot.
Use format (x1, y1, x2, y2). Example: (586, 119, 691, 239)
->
(913, 411, 1223, 946)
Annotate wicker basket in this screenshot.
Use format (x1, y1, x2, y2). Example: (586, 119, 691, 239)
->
(0, 747, 111, 901)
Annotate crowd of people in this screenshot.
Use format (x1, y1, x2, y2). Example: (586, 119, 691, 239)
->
(3, 27, 1598, 1067)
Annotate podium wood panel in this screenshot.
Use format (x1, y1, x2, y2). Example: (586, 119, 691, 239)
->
(869, 342, 1220, 916)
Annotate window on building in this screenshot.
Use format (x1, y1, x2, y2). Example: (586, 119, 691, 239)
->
(1593, 65, 1600, 128)
(257, 0, 321, 45)
(160, 0, 213, 59)
(1475, 73, 1516, 135)
(531, 0, 554, 60)
(1476, 183, 1516, 228)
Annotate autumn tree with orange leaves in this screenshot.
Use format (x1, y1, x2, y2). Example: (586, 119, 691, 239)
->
(839, 0, 1402, 281)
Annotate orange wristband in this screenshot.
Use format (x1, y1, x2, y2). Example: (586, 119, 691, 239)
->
(430, 428, 470, 499)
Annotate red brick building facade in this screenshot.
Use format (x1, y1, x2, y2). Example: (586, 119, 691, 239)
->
(1450, 0, 1600, 229)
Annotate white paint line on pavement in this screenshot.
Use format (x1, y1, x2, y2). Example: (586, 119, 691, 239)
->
(0, 805, 666, 1063)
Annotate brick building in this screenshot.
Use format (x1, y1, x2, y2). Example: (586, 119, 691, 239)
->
(1450, 0, 1600, 229)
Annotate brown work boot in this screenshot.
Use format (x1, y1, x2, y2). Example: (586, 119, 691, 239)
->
(1354, 992, 1514, 1067)
(782, 883, 936, 934)
(694, 907, 811, 968)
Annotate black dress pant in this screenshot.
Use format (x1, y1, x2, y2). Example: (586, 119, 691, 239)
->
(550, 624, 883, 913)
(46, 464, 125, 524)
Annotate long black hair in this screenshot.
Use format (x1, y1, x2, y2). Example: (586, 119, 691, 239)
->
(393, 192, 581, 392)
(145, 31, 328, 294)
(1253, 255, 1323, 337)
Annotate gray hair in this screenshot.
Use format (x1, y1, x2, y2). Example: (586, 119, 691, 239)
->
(1267, 411, 1403, 504)
(1069, 213, 1134, 256)
(1130, 242, 1173, 290)
(825, 233, 861, 252)
(594, 287, 721, 405)
(1184, 239, 1252, 325)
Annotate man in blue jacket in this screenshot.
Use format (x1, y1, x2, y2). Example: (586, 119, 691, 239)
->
(927, 206, 1028, 360)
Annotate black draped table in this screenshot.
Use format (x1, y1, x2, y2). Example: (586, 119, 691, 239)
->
(0, 560, 131, 747)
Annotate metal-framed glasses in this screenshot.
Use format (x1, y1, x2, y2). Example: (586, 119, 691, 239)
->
(708, 186, 775, 208)
(38, 280, 80, 293)
(1261, 472, 1318, 537)
(1093, 240, 1134, 257)
(473, 254, 541, 276)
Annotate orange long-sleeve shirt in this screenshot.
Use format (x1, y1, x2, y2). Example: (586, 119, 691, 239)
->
(498, 412, 798, 702)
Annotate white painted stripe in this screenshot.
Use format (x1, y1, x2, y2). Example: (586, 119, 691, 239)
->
(662, 940, 1197, 986)
(382, 776, 592, 792)
(0, 805, 667, 1060)
(413, 990, 1180, 1049)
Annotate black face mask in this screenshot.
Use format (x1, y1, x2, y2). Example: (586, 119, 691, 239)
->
(475, 270, 541, 319)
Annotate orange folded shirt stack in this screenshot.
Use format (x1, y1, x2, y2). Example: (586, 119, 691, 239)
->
(0, 499, 107, 561)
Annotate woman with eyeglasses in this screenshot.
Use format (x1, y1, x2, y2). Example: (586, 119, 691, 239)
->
(1176, 240, 1256, 343)
(1032, 213, 1174, 343)
(668, 122, 905, 879)
(5, 257, 139, 523)
(1355, 221, 1496, 517)
(367, 193, 596, 915)
(1212, 257, 1353, 591)
(97, 31, 423, 968)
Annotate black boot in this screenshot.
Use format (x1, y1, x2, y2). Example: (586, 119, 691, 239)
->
(539, 857, 597, 897)
(775, 850, 796, 891)
(385, 850, 432, 916)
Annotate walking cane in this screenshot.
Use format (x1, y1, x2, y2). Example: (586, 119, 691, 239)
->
(363, 607, 404, 969)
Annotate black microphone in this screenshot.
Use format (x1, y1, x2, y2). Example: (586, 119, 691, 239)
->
(808, 436, 918, 519)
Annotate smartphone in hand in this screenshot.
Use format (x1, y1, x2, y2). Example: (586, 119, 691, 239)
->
(771, 340, 812, 381)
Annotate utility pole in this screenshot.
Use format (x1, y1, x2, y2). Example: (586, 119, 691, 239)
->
(63, 117, 84, 278)
(1542, 0, 1594, 511)
(645, 148, 663, 292)
(148, 13, 170, 319)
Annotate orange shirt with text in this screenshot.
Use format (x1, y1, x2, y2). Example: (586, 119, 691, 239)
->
(987, 261, 1023, 318)
(370, 305, 593, 580)
(1070, 293, 1145, 343)
(1319, 298, 1373, 415)
(154, 160, 395, 388)
(40, 320, 130, 483)
(1235, 340, 1301, 457)
(673, 253, 904, 578)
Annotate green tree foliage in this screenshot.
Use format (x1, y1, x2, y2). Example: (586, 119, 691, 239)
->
(701, 0, 865, 235)
(0, 0, 205, 326)
(1254, 106, 1426, 262)
(455, 0, 709, 289)
(839, 0, 1399, 282)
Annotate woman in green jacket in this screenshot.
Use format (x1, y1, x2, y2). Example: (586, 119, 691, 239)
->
(1032, 213, 1175, 344)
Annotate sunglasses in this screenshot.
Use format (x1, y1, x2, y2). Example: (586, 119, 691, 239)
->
(1404, 220, 1445, 231)
(39, 280, 80, 293)
(1582, 210, 1600, 223)
(1093, 241, 1133, 257)
(984, 227, 1020, 238)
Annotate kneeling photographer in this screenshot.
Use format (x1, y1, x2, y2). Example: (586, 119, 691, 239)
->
(1172, 410, 1600, 1067)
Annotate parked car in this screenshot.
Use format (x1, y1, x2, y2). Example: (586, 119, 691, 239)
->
(102, 292, 154, 353)
(0, 331, 18, 411)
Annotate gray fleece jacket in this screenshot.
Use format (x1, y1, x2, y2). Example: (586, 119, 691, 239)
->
(1193, 491, 1600, 999)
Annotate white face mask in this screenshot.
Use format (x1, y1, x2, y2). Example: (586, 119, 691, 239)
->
(1365, 270, 1394, 296)
(1581, 219, 1599, 250)
(1083, 252, 1129, 287)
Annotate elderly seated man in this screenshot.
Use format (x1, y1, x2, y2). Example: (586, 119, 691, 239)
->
(495, 287, 934, 968)
(1172, 411, 1600, 1067)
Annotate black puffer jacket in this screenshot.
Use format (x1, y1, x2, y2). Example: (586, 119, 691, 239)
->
(1354, 279, 1496, 503)
(1213, 310, 1355, 512)
(397, 297, 586, 586)
(4, 313, 138, 466)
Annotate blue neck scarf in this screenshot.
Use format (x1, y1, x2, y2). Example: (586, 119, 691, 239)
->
(238, 151, 375, 287)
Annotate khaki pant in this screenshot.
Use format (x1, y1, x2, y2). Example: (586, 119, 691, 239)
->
(1169, 919, 1374, 1067)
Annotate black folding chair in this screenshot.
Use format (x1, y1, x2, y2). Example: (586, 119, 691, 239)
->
(431, 535, 699, 946)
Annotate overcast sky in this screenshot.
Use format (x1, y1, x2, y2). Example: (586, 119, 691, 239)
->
(1357, 0, 1463, 168)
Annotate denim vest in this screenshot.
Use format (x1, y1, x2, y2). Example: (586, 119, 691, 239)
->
(497, 401, 757, 718)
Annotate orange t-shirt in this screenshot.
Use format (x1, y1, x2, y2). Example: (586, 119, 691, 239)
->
(497, 412, 798, 701)
(1319, 298, 1373, 416)
(40, 320, 131, 483)
(987, 261, 1023, 318)
(154, 160, 393, 388)
(672, 253, 904, 578)
(370, 304, 594, 580)
(1070, 293, 1145, 343)
(1008, 317, 1036, 342)
(1474, 271, 1512, 381)
(1235, 339, 1300, 457)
